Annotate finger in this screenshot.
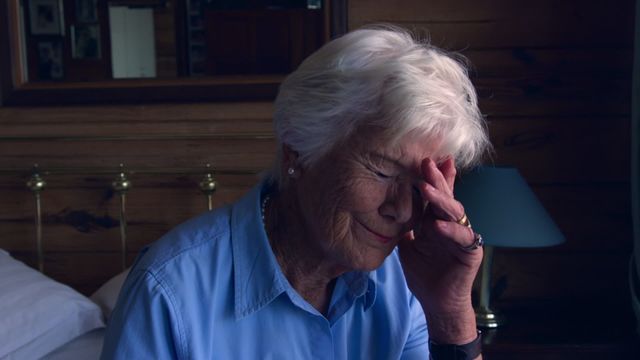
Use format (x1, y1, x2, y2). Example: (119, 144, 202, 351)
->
(421, 218, 479, 255)
(422, 182, 465, 222)
(437, 157, 456, 192)
(420, 158, 453, 196)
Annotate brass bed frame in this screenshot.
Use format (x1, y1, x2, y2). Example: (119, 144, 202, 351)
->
(22, 164, 221, 274)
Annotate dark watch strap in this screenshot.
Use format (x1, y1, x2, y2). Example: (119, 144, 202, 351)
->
(428, 330, 482, 360)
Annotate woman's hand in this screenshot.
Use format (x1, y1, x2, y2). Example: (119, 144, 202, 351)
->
(398, 157, 482, 344)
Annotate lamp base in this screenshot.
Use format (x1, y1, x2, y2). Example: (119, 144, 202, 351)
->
(475, 307, 505, 328)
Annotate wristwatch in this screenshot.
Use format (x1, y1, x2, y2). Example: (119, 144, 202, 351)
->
(428, 330, 482, 360)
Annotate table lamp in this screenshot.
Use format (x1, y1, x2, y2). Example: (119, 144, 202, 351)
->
(454, 166, 565, 328)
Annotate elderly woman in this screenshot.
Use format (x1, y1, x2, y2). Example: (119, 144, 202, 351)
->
(102, 27, 490, 360)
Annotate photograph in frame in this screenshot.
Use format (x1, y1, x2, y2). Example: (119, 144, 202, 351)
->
(29, 0, 63, 35)
(37, 41, 64, 79)
(76, 0, 98, 23)
(72, 24, 101, 59)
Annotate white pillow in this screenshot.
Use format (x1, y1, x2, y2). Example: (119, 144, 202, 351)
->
(0, 249, 105, 360)
(90, 268, 130, 322)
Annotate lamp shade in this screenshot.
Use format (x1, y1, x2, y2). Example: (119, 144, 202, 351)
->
(454, 166, 565, 248)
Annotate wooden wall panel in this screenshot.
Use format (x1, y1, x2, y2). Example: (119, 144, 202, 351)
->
(349, 0, 635, 48)
(0, 138, 277, 170)
(464, 49, 633, 78)
(0, 102, 275, 295)
(0, 0, 634, 313)
(347, 0, 635, 314)
(154, 0, 178, 78)
(0, 103, 274, 134)
(492, 251, 630, 300)
(475, 77, 630, 117)
(0, 184, 256, 251)
(488, 117, 630, 183)
(532, 185, 632, 252)
(4, 177, 262, 294)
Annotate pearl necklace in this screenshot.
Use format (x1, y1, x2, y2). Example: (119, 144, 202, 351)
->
(261, 195, 270, 229)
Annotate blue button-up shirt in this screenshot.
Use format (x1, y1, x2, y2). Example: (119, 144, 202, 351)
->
(101, 182, 428, 359)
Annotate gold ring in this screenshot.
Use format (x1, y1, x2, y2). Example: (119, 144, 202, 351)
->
(456, 213, 471, 228)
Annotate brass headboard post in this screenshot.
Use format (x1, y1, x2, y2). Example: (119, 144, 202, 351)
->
(26, 165, 46, 273)
(199, 164, 217, 211)
(112, 165, 131, 271)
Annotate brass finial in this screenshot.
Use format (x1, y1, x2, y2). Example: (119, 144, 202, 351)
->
(112, 164, 131, 192)
(26, 164, 46, 192)
(199, 164, 217, 195)
(26, 164, 46, 273)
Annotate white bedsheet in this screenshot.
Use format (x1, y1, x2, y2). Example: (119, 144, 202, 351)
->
(42, 328, 104, 360)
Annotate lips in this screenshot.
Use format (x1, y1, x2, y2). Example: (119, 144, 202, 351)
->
(356, 220, 394, 243)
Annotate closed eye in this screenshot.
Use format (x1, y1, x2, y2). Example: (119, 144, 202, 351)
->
(374, 170, 391, 179)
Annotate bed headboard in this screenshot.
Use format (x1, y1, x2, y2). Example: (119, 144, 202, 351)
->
(0, 102, 276, 295)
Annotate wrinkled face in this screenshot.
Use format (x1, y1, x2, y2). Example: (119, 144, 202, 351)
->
(293, 127, 443, 272)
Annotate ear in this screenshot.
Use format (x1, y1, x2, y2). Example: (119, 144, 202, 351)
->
(281, 143, 301, 178)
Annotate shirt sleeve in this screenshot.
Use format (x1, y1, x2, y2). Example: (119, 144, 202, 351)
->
(100, 270, 187, 360)
(400, 295, 429, 359)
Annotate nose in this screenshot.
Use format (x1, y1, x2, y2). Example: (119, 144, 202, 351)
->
(379, 182, 415, 224)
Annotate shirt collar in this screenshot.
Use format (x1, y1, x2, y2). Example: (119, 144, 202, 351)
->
(231, 181, 378, 319)
(231, 182, 288, 319)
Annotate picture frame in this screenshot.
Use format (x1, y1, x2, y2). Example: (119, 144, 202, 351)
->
(37, 40, 63, 79)
(75, 0, 98, 23)
(29, 0, 63, 35)
(71, 24, 101, 59)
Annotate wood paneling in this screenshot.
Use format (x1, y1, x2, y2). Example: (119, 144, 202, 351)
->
(349, 0, 635, 48)
(154, 0, 178, 77)
(0, 102, 276, 172)
(0, 181, 256, 249)
(492, 249, 631, 300)
(346, 0, 635, 314)
(476, 77, 630, 117)
(488, 117, 630, 183)
(204, 9, 323, 75)
(0, 101, 274, 295)
(0, 138, 276, 170)
(0, 0, 634, 316)
(0, 102, 274, 123)
(463, 49, 633, 78)
(532, 185, 632, 252)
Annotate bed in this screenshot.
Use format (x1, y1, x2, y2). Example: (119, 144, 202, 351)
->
(0, 248, 128, 359)
(0, 100, 275, 359)
(0, 165, 245, 360)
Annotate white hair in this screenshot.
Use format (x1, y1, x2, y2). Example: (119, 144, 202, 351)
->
(269, 26, 491, 186)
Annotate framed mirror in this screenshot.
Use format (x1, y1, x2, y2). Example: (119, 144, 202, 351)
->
(0, 0, 347, 105)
